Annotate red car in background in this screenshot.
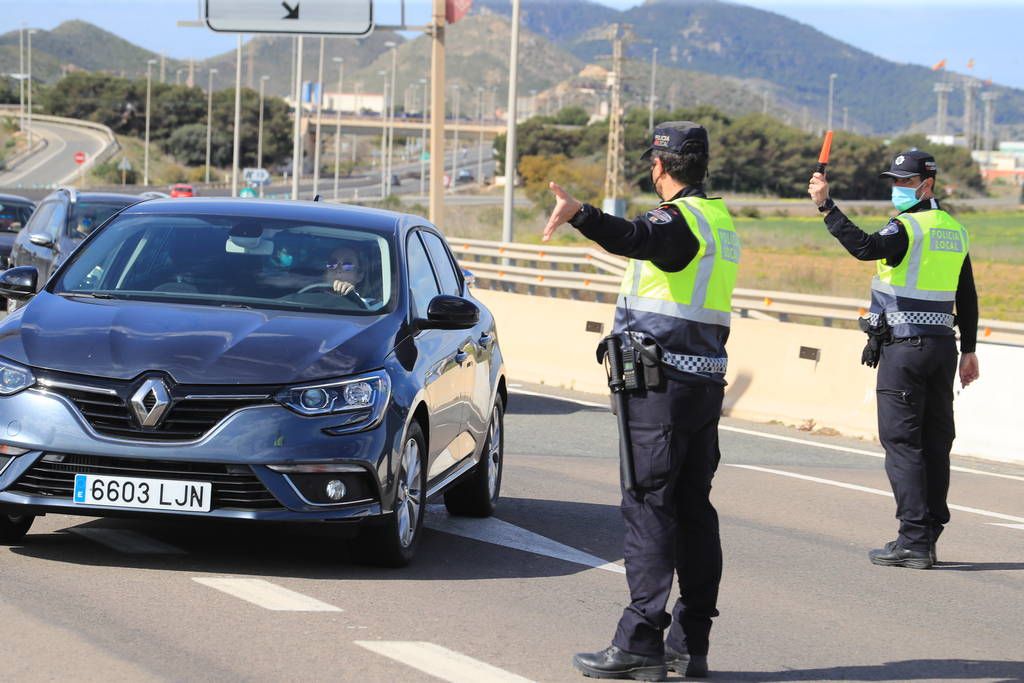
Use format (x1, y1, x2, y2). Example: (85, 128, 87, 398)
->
(170, 184, 196, 198)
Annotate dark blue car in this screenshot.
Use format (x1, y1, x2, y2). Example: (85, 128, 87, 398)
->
(0, 199, 506, 566)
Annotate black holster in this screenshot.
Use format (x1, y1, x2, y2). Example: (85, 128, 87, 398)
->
(858, 315, 892, 368)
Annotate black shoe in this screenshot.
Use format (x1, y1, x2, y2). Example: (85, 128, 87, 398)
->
(572, 646, 667, 681)
(869, 541, 933, 569)
(665, 646, 709, 678)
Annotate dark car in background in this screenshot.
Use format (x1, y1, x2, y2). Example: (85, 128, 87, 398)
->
(0, 194, 36, 269)
(0, 199, 506, 566)
(7, 189, 140, 308)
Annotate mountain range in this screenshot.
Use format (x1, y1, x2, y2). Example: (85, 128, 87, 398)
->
(1, 1, 1020, 136)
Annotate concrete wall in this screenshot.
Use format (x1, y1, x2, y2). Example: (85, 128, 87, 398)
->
(475, 289, 1022, 465)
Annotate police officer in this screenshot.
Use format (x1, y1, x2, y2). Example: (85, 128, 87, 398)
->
(543, 122, 739, 680)
(808, 150, 980, 569)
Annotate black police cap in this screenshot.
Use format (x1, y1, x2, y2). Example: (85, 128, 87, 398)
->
(641, 121, 709, 160)
(880, 149, 938, 179)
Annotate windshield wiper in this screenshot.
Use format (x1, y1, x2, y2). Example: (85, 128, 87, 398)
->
(58, 291, 116, 299)
(219, 302, 253, 309)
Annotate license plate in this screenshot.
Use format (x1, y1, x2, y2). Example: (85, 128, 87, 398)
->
(73, 474, 212, 513)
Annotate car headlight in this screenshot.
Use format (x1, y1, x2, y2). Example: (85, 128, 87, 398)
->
(276, 371, 390, 428)
(0, 357, 35, 396)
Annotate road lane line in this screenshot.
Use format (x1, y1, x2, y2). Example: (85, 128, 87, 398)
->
(68, 527, 186, 554)
(509, 390, 1024, 483)
(192, 578, 342, 611)
(425, 505, 625, 574)
(354, 641, 534, 683)
(989, 523, 1024, 531)
(727, 464, 1024, 525)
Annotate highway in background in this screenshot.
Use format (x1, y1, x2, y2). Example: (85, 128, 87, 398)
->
(0, 121, 109, 189)
(3, 385, 1022, 682)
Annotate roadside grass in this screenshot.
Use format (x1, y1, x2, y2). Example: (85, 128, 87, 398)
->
(83, 135, 198, 190)
(443, 204, 1024, 322)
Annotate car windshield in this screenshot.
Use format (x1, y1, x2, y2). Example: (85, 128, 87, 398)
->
(70, 200, 135, 237)
(53, 213, 394, 315)
(0, 202, 33, 232)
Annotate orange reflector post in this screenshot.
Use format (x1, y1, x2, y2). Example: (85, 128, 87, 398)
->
(984, 327, 992, 337)
(858, 307, 867, 316)
(764, 297, 773, 306)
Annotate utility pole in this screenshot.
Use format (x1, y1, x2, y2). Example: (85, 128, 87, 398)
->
(231, 35, 243, 196)
(477, 86, 485, 186)
(18, 26, 24, 134)
(379, 71, 389, 198)
(257, 75, 269, 197)
(429, 0, 447, 224)
(385, 41, 398, 196)
(26, 29, 36, 148)
(333, 57, 344, 200)
(501, 0, 521, 242)
(827, 73, 837, 131)
(603, 24, 626, 217)
(291, 36, 304, 200)
(312, 36, 326, 197)
(451, 85, 460, 191)
(647, 47, 658, 133)
(144, 58, 157, 186)
(420, 77, 428, 197)
(205, 68, 218, 183)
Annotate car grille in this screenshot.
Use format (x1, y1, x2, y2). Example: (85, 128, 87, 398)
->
(9, 454, 282, 510)
(37, 372, 275, 441)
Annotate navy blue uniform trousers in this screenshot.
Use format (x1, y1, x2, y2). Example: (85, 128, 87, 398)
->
(612, 377, 724, 658)
(876, 335, 958, 551)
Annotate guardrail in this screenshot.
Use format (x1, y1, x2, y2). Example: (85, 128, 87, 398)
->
(0, 105, 119, 185)
(449, 237, 1024, 345)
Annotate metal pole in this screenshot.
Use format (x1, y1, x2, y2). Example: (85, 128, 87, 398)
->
(451, 86, 460, 191)
(428, 0, 446, 224)
(385, 42, 398, 196)
(206, 68, 217, 183)
(379, 73, 389, 198)
(501, 0, 521, 243)
(648, 47, 658, 132)
(420, 78, 428, 197)
(291, 35, 304, 200)
(18, 26, 24, 133)
(257, 75, 268, 197)
(26, 29, 35, 148)
(231, 35, 243, 196)
(477, 87, 484, 186)
(312, 36, 326, 196)
(827, 73, 837, 130)
(333, 57, 344, 200)
(144, 59, 156, 186)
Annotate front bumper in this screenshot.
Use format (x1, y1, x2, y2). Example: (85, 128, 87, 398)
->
(0, 387, 396, 522)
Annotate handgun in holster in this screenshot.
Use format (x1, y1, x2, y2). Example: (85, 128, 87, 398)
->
(858, 314, 892, 369)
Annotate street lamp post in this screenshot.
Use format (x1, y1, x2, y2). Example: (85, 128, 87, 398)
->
(257, 75, 270, 197)
(477, 86, 484, 186)
(26, 29, 36, 148)
(502, 0, 522, 244)
(291, 36, 304, 200)
(18, 25, 24, 134)
(312, 36, 326, 197)
(205, 68, 218, 184)
(230, 35, 243, 196)
(384, 41, 398, 196)
(378, 69, 389, 198)
(827, 73, 837, 130)
(144, 58, 157, 186)
(420, 78, 428, 196)
(648, 47, 658, 132)
(451, 85, 460, 191)
(332, 57, 344, 200)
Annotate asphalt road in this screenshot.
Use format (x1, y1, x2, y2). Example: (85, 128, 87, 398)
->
(0, 121, 109, 189)
(3, 384, 1022, 682)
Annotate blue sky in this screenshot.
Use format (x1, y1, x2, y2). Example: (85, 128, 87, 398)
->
(2, 0, 1021, 89)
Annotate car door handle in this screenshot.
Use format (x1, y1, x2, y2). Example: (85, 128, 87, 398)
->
(477, 333, 492, 349)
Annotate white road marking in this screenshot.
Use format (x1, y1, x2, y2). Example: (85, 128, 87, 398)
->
(354, 641, 534, 683)
(728, 464, 1024, 525)
(425, 505, 625, 574)
(192, 578, 342, 612)
(510, 390, 1024, 483)
(69, 527, 186, 555)
(989, 523, 1024, 531)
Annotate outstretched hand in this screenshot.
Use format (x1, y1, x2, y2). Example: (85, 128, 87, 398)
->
(808, 172, 829, 206)
(542, 182, 582, 243)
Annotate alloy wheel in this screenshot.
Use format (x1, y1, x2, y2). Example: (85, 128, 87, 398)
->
(486, 405, 502, 500)
(396, 437, 422, 548)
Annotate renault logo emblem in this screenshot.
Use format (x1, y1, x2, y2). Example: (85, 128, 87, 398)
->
(130, 378, 171, 428)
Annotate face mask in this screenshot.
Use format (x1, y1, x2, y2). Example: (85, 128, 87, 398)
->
(275, 251, 293, 268)
(891, 180, 925, 211)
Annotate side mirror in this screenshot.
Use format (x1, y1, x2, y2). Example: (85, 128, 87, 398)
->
(414, 295, 479, 331)
(28, 233, 54, 249)
(0, 266, 39, 301)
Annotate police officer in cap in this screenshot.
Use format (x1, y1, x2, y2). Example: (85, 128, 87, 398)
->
(543, 122, 740, 680)
(809, 150, 979, 569)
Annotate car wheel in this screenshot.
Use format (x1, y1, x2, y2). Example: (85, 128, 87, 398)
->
(356, 422, 426, 567)
(444, 394, 503, 517)
(0, 513, 34, 544)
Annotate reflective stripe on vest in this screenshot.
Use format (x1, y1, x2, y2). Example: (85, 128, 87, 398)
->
(614, 197, 739, 370)
(868, 209, 967, 337)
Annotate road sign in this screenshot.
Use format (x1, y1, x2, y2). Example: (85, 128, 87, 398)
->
(239, 187, 257, 198)
(420, 151, 430, 162)
(117, 158, 133, 172)
(74, 151, 86, 165)
(205, 0, 373, 35)
(243, 167, 271, 186)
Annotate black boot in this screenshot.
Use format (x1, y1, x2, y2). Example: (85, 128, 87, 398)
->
(869, 540, 933, 569)
(665, 646, 709, 678)
(572, 645, 667, 681)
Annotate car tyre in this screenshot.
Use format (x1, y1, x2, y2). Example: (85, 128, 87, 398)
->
(0, 513, 34, 544)
(444, 395, 503, 518)
(356, 422, 426, 568)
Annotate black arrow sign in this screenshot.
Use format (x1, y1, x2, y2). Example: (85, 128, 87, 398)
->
(281, 2, 299, 19)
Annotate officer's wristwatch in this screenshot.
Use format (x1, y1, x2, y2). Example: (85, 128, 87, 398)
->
(817, 197, 836, 213)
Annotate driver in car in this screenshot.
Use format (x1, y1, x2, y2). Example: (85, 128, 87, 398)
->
(325, 246, 366, 299)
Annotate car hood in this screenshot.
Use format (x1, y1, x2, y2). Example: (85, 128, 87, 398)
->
(0, 292, 401, 385)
